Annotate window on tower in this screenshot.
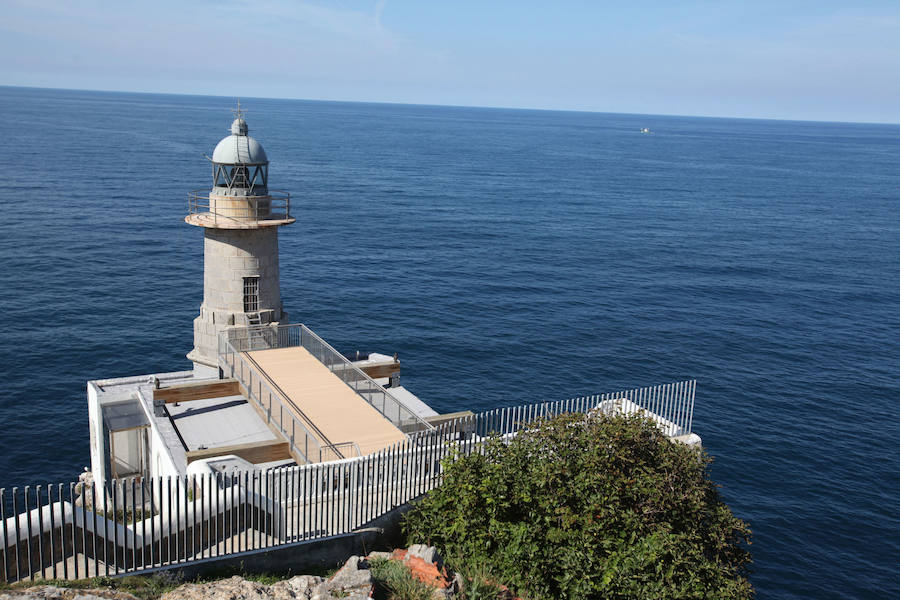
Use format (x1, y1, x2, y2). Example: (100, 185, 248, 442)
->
(243, 277, 260, 312)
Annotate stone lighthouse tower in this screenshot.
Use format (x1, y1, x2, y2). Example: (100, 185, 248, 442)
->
(186, 107, 294, 376)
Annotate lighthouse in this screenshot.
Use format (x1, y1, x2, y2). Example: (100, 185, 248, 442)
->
(185, 106, 295, 376)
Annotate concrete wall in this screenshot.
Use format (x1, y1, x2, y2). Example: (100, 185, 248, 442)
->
(190, 227, 285, 368)
(148, 421, 180, 480)
(87, 382, 107, 489)
(137, 389, 183, 480)
(121, 498, 415, 581)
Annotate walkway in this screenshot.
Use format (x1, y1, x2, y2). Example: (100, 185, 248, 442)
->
(244, 346, 407, 456)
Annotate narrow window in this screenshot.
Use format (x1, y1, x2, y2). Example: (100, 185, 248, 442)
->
(243, 277, 259, 312)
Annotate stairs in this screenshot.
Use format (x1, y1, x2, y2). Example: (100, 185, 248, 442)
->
(245, 313, 271, 350)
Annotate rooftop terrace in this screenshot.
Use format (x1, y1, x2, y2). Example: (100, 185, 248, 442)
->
(88, 324, 435, 490)
(245, 346, 407, 456)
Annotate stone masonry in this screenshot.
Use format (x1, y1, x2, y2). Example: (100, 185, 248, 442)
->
(185, 115, 294, 375)
(188, 226, 287, 370)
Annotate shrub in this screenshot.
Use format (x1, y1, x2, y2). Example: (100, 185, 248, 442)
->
(369, 557, 436, 600)
(459, 569, 504, 600)
(403, 413, 753, 600)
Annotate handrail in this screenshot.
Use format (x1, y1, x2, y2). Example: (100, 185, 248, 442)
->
(595, 380, 695, 437)
(187, 189, 291, 225)
(225, 324, 434, 433)
(217, 336, 341, 463)
(241, 350, 344, 459)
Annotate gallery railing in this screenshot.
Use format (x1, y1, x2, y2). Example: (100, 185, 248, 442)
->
(187, 190, 291, 225)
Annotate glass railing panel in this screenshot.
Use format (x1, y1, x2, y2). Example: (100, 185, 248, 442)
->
(226, 324, 433, 432)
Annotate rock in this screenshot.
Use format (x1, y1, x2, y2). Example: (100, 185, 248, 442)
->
(334, 555, 362, 574)
(332, 556, 372, 587)
(406, 544, 442, 568)
(157, 555, 377, 600)
(0, 587, 138, 600)
(162, 573, 336, 600)
(309, 589, 371, 600)
(162, 576, 274, 600)
(451, 572, 464, 594)
(308, 556, 374, 600)
(269, 575, 322, 599)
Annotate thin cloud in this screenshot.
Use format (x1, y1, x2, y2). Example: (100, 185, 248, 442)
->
(216, 0, 391, 41)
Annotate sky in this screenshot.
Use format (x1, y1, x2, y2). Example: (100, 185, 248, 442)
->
(3, 0, 900, 123)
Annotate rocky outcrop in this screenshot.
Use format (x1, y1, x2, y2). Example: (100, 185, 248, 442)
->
(157, 575, 318, 600)
(0, 545, 517, 600)
(160, 547, 458, 600)
(161, 556, 374, 600)
(0, 587, 139, 600)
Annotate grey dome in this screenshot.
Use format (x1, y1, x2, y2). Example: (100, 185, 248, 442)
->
(212, 118, 268, 164)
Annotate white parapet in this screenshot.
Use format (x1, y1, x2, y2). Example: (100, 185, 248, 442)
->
(593, 397, 701, 445)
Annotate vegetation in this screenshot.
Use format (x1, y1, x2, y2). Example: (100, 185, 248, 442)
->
(95, 507, 157, 526)
(0, 567, 290, 600)
(368, 557, 501, 600)
(1, 413, 751, 599)
(403, 412, 753, 600)
(369, 557, 435, 600)
(0, 572, 184, 599)
(457, 569, 504, 600)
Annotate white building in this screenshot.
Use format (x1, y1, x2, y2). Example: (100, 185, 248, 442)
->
(87, 111, 440, 491)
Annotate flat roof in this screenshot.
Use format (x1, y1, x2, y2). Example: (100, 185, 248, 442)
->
(167, 395, 277, 452)
(246, 346, 407, 456)
(386, 386, 438, 419)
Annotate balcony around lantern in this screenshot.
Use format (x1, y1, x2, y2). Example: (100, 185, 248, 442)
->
(185, 189, 295, 228)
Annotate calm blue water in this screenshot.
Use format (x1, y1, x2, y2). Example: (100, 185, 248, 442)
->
(1, 86, 898, 598)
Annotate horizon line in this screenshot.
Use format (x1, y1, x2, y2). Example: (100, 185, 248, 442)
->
(3, 83, 899, 128)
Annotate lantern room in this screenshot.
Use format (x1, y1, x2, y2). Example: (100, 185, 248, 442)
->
(210, 116, 270, 195)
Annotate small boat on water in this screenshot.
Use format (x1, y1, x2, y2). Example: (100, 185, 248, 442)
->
(640, 127, 652, 134)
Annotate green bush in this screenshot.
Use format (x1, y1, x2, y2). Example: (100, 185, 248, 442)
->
(403, 413, 753, 600)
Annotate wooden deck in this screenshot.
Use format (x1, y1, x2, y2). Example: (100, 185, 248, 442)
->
(244, 347, 406, 456)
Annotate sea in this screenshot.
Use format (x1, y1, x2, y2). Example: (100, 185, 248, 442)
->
(0, 86, 897, 599)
